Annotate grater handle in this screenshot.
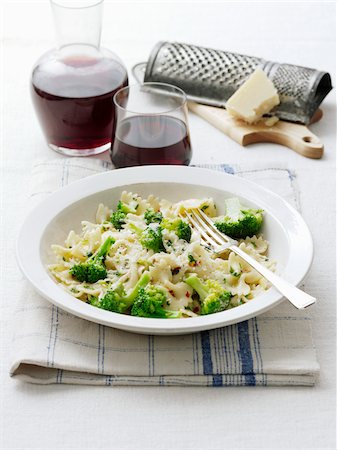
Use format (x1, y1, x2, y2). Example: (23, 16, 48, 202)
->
(188, 102, 323, 159)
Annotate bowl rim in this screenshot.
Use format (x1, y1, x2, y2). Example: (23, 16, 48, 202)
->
(16, 165, 314, 335)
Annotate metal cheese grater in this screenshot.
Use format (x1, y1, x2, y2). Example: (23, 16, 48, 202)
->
(140, 41, 332, 124)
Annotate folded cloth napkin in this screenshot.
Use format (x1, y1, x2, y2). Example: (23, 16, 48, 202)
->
(10, 159, 319, 386)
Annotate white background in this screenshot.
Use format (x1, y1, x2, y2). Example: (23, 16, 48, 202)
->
(1, 1, 336, 449)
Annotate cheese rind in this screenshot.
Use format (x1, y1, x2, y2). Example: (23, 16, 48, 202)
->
(226, 68, 280, 124)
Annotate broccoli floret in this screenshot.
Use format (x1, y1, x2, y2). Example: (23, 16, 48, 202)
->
(214, 197, 263, 239)
(110, 210, 126, 230)
(117, 200, 138, 214)
(127, 222, 165, 254)
(140, 224, 166, 253)
(110, 199, 140, 229)
(131, 285, 182, 318)
(91, 272, 151, 313)
(98, 285, 128, 313)
(177, 220, 192, 242)
(70, 236, 114, 284)
(144, 208, 163, 225)
(185, 274, 232, 315)
(162, 218, 192, 243)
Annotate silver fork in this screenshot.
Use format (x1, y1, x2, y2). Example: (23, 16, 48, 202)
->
(184, 208, 316, 309)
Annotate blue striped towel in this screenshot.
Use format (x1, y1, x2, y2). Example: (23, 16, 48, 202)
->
(10, 159, 319, 386)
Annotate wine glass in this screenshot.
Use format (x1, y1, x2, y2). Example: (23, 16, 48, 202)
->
(110, 83, 192, 168)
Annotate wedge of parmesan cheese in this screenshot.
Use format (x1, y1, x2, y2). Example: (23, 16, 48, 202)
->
(226, 68, 280, 124)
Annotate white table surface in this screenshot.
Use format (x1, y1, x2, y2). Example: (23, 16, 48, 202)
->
(1, 1, 336, 449)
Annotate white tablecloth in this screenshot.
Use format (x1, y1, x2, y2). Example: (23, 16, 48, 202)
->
(1, 1, 336, 449)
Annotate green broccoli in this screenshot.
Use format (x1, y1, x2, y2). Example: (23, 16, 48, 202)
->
(185, 274, 232, 315)
(214, 197, 263, 239)
(110, 199, 139, 230)
(117, 199, 139, 214)
(128, 222, 165, 254)
(70, 236, 114, 284)
(144, 208, 163, 225)
(140, 224, 166, 253)
(131, 285, 182, 318)
(162, 218, 192, 243)
(91, 272, 151, 313)
(110, 210, 126, 230)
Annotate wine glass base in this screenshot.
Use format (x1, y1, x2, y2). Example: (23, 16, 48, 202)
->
(48, 142, 110, 157)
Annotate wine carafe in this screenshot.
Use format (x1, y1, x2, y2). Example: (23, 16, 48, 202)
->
(31, 0, 128, 156)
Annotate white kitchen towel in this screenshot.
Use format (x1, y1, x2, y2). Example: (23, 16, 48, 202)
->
(10, 158, 319, 386)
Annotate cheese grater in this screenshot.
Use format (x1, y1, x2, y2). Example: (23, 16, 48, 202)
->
(140, 41, 332, 125)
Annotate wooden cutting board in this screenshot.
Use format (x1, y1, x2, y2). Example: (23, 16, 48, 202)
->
(188, 101, 324, 159)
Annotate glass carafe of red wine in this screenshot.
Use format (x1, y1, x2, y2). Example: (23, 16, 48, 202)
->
(31, 0, 128, 156)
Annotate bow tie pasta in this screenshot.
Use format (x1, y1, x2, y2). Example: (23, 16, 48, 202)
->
(48, 192, 275, 318)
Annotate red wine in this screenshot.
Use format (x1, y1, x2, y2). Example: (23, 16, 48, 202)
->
(110, 115, 192, 167)
(31, 55, 128, 151)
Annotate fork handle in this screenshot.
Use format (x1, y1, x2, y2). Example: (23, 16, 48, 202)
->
(228, 245, 316, 309)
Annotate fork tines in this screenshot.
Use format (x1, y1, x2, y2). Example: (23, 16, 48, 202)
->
(183, 208, 237, 251)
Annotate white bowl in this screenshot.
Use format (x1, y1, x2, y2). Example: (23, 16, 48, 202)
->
(16, 166, 313, 335)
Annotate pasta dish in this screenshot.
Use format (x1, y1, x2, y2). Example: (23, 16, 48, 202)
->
(48, 192, 275, 318)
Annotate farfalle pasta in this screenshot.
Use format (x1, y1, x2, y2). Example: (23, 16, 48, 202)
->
(48, 192, 276, 318)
